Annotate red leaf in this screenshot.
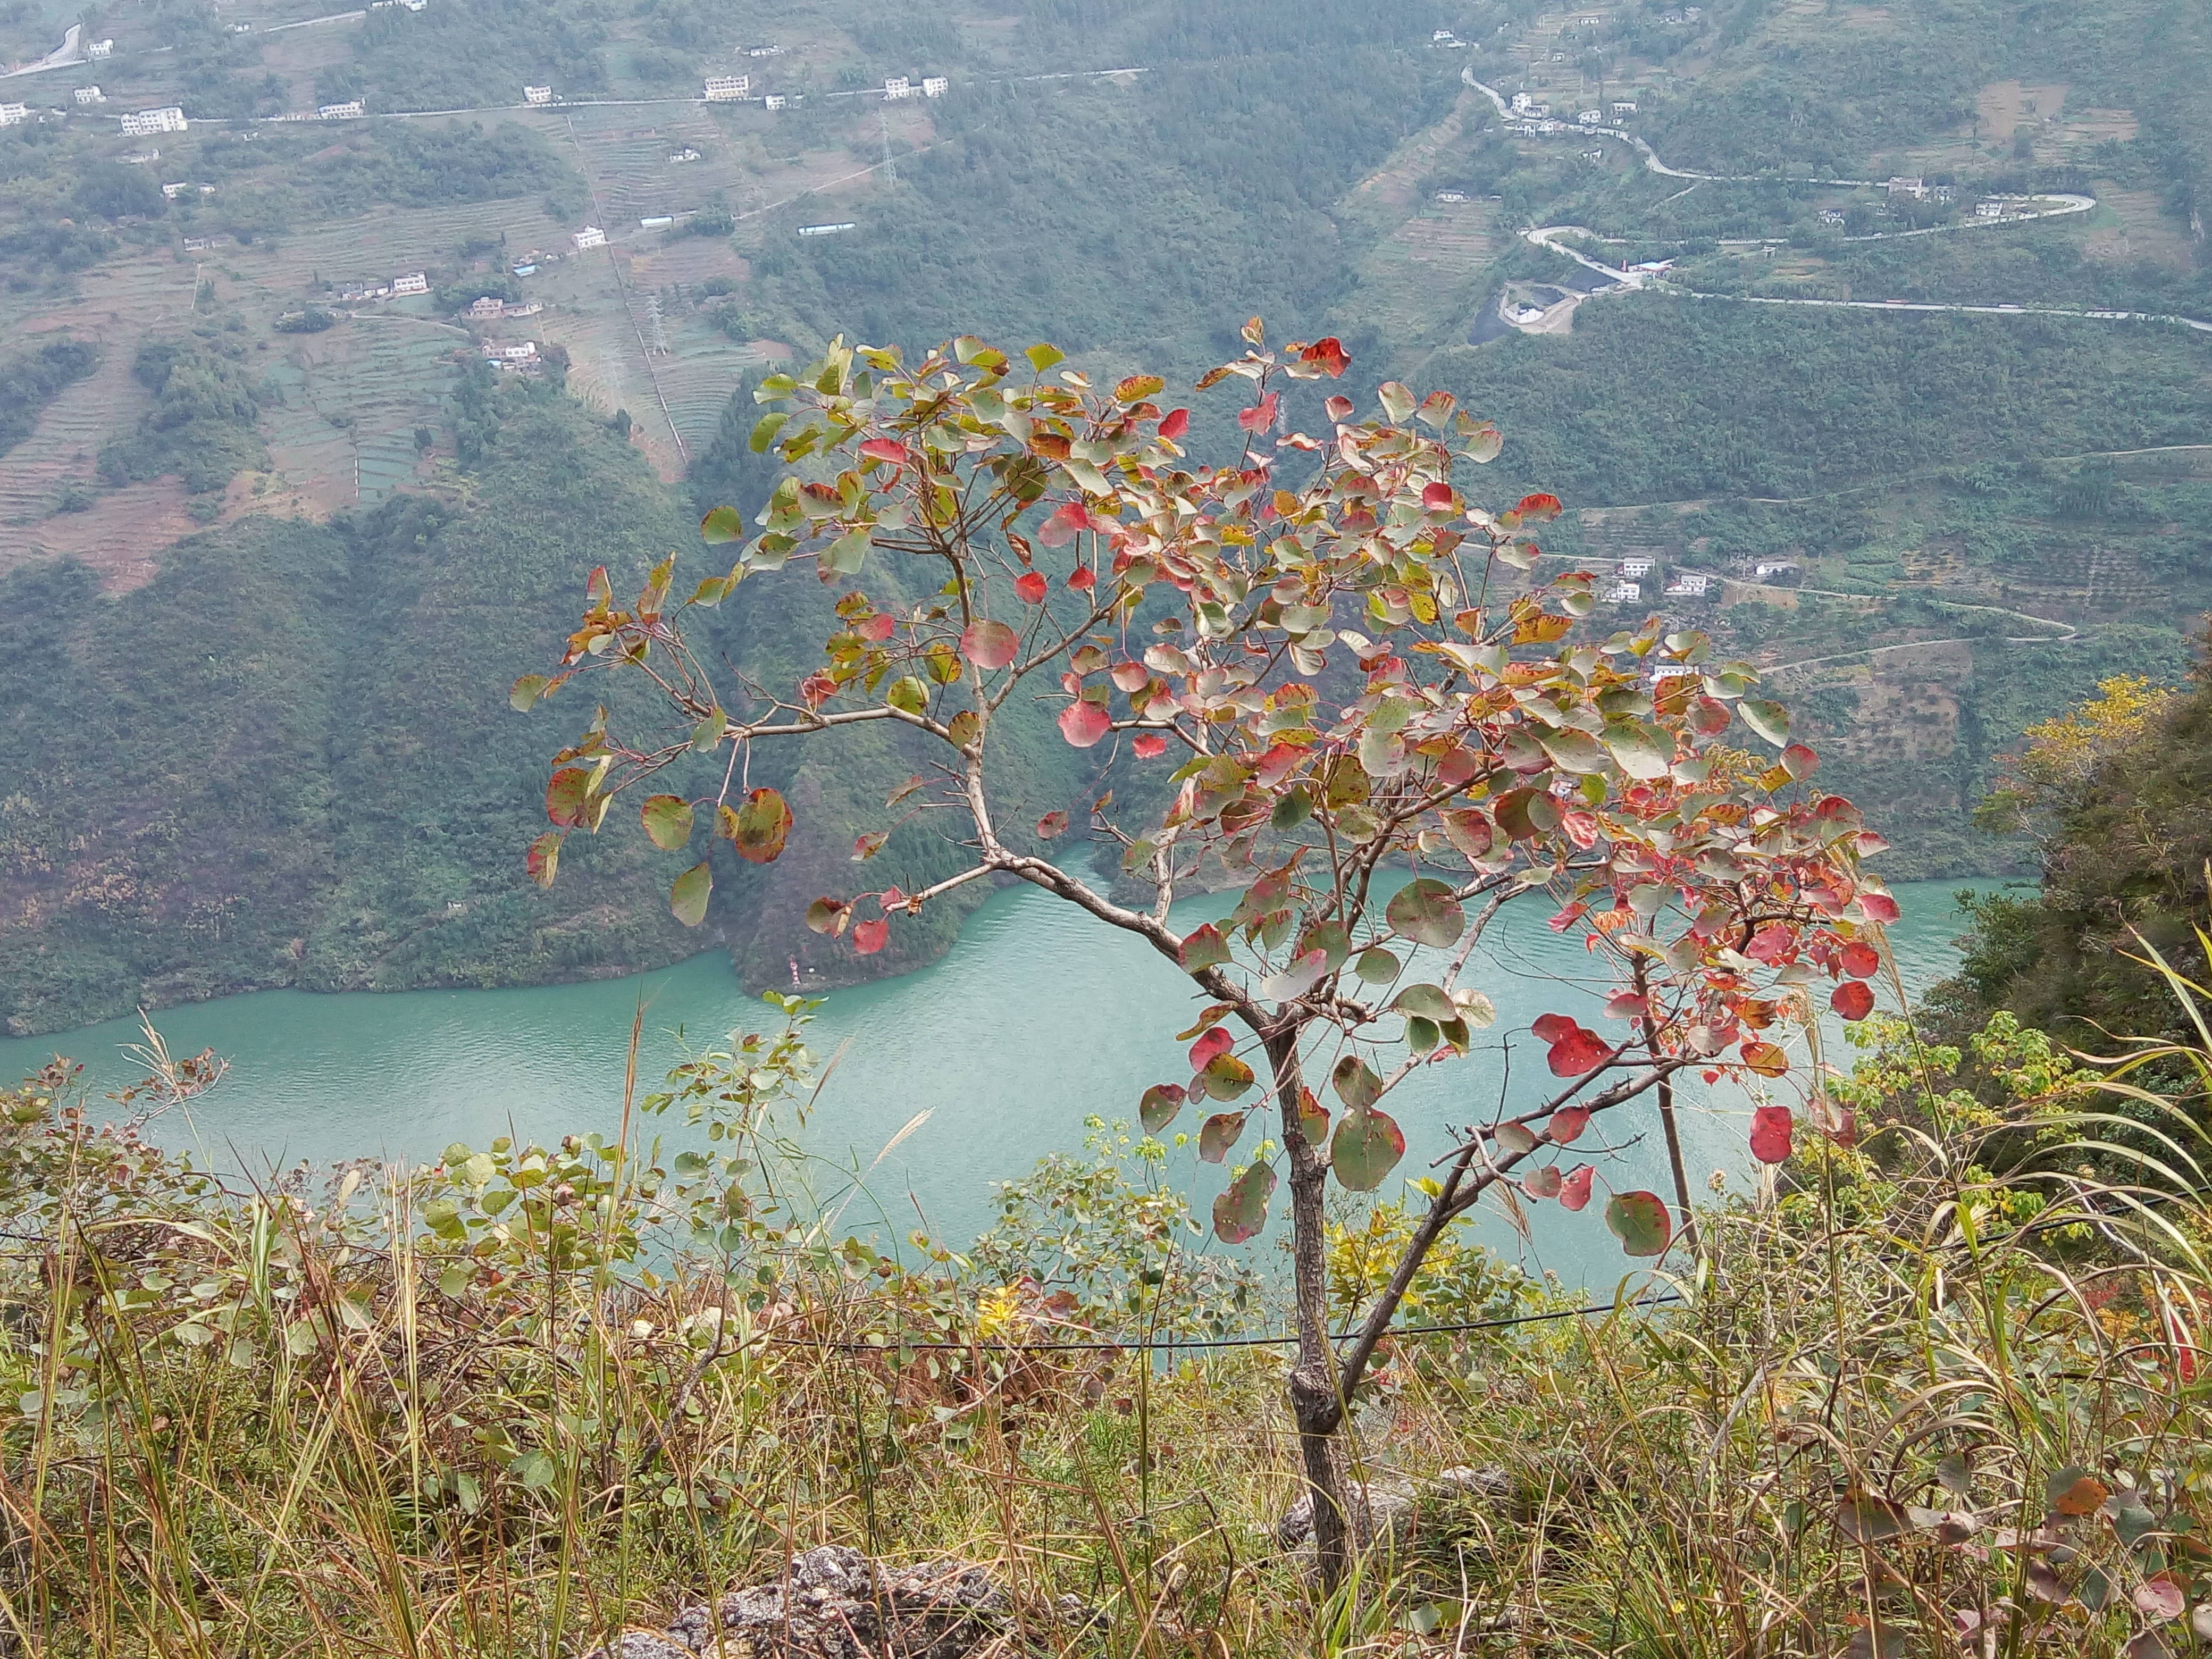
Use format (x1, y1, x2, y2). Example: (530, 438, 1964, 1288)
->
(1015, 571, 1049, 604)
(1516, 492, 1564, 523)
(1547, 1105, 1590, 1143)
(1422, 481, 1455, 510)
(1036, 502, 1087, 548)
(1839, 941, 1881, 978)
(1859, 890, 1901, 923)
(1547, 1026, 1610, 1078)
(1559, 1164, 1595, 1211)
(1531, 1012, 1577, 1043)
(1058, 700, 1112, 748)
(1602, 991, 1646, 1020)
(1158, 407, 1189, 440)
(857, 613, 896, 642)
(1688, 696, 1731, 736)
(1325, 394, 1354, 422)
(1300, 336, 1349, 376)
(853, 918, 889, 954)
(1133, 733, 1168, 758)
(1744, 924, 1794, 963)
(1067, 565, 1096, 591)
(859, 437, 909, 466)
(799, 670, 837, 709)
(1831, 979, 1876, 1021)
(1188, 1028, 1233, 1070)
(1236, 391, 1280, 433)
(1524, 1164, 1563, 1199)
(1749, 1104, 1794, 1164)
(1036, 810, 1069, 839)
(960, 619, 1020, 670)
(544, 768, 592, 828)
(1782, 741, 1820, 778)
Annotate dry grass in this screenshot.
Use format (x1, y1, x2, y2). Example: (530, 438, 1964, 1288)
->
(2, 976, 2210, 1658)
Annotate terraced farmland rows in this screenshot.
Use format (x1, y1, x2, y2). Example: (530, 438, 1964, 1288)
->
(227, 200, 571, 295)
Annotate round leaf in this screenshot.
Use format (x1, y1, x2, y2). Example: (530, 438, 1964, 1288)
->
(1559, 1164, 1595, 1211)
(1831, 980, 1875, 1021)
(1392, 983, 1457, 1021)
(1058, 701, 1112, 748)
(1604, 1190, 1673, 1256)
(1738, 698, 1791, 747)
(1139, 1083, 1186, 1135)
(1330, 1107, 1405, 1192)
(1353, 946, 1401, 983)
(640, 794, 694, 852)
(1386, 878, 1465, 949)
(1331, 1054, 1382, 1111)
(1749, 1104, 1794, 1164)
(960, 619, 1020, 670)
(728, 787, 793, 864)
(1212, 1160, 1276, 1244)
(669, 861, 712, 928)
(1198, 1112, 1244, 1164)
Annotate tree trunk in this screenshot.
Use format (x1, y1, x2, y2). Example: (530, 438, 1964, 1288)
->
(1267, 1030, 1352, 1591)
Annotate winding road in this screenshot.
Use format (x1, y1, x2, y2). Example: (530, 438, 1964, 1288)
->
(1457, 66, 2210, 334)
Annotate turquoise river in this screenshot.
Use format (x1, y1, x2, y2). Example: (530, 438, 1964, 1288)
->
(0, 879, 1996, 1284)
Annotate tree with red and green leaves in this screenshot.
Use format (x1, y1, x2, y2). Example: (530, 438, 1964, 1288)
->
(515, 321, 1897, 1587)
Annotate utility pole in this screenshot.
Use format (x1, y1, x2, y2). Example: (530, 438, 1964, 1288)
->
(879, 107, 895, 188)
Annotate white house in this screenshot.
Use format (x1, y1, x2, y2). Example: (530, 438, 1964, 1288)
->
(1604, 581, 1642, 604)
(1619, 557, 1654, 579)
(797, 221, 855, 237)
(88, 38, 114, 58)
(668, 145, 701, 162)
(120, 147, 160, 164)
(1886, 174, 1928, 198)
(467, 295, 505, 317)
(744, 44, 783, 57)
(1511, 91, 1535, 113)
(392, 272, 429, 294)
(1818, 208, 1846, 226)
(640, 214, 674, 229)
(1579, 109, 1603, 125)
(524, 85, 552, 105)
(573, 224, 606, 249)
(1664, 571, 1710, 597)
(1612, 100, 1638, 114)
(1975, 198, 2005, 219)
(318, 100, 365, 119)
(1650, 663, 1700, 683)
(884, 76, 913, 99)
(119, 106, 188, 136)
(763, 95, 786, 112)
(73, 86, 105, 105)
(703, 75, 749, 101)
(1436, 189, 1470, 203)
(922, 76, 948, 97)
(1753, 559, 1798, 581)
(505, 299, 543, 317)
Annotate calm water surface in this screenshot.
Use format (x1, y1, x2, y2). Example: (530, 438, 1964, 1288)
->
(0, 879, 1996, 1282)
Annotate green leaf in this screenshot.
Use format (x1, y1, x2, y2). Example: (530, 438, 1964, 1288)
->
(700, 505, 744, 544)
(508, 674, 549, 712)
(1331, 1054, 1382, 1111)
(1211, 1160, 1275, 1244)
(1271, 786, 1314, 832)
(1330, 1107, 1405, 1192)
(822, 526, 872, 576)
(1025, 342, 1066, 373)
(1392, 983, 1457, 1021)
(748, 412, 789, 453)
(1602, 719, 1673, 781)
(690, 708, 727, 752)
(1739, 698, 1790, 747)
(1538, 727, 1608, 775)
(1180, 924, 1231, 973)
(640, 794, 694, 851)
(1386, 878, 1465, 948)
(1198, 1112, 1244, 1163)
(885, 675, 931, 716)
(1352, 946, 1401, 983)
(1139, 1084, 1185, 1135)
(1604, 1190, 1673, 1256)
(669, 861, 713, 927)
(1405, 1015, 1441, 1055)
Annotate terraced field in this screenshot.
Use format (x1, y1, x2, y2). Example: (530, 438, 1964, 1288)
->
(224, 199, 573, 296)
(261, 319, 459, 509)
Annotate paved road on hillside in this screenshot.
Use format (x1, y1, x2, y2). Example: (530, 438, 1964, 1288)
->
(1460, 67, 2212, 334)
